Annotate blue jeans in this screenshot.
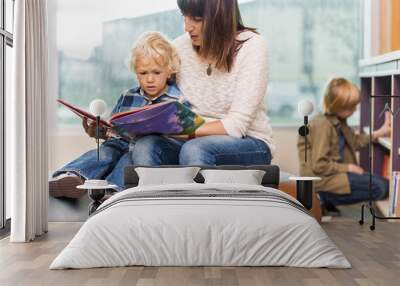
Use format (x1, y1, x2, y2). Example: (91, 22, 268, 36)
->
(318, 172, 389, 206)
(131, 135, 272, 166)
(52, 138, 131, 191)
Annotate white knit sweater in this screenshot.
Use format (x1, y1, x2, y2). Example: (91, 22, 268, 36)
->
(173, 31, 275, 155)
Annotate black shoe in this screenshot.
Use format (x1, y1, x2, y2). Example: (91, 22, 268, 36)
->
(49, 173, 85, 199)
(100, 189, 118, 203)
(321, 203, 341, 217)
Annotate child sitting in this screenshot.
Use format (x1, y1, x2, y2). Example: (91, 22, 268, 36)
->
(50, 32, 182, 197)
(297, 77, 390, 216)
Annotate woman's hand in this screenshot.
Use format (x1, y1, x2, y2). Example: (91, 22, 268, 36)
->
(372, 111, 391, 140)
(348, 163, 364, 175)
(82, 117, 108, 139)
(170, 121, 228, 140)
(170, 134, 189, 140)
(194, 120, 227, 136)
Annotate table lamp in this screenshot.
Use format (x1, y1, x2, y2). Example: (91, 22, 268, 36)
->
(297, 99, 314, 162)
(291, 99, 320, 210)
(89, 99, 107, 161)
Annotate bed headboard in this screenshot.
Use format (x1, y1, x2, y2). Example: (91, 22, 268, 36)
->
(124, 165, 280, 189)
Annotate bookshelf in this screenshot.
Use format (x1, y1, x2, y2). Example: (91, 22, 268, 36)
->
(359, 51, 400, 216)
(362, 127, 391, 150)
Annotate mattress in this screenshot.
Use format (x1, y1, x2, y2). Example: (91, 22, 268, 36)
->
(50, 183, 351, 269)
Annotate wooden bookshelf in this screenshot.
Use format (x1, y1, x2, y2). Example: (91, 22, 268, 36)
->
(359, 51, 400, 216)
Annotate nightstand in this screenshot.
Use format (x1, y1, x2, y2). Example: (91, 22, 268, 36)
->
(278, 173, 322, 222)
(77, 181, 117, 215)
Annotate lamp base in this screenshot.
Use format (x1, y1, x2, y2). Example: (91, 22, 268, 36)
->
(88, 189, 106, 215)
(289, 176, 321, 210)
(296, 180, 313, 210)
(359, 202, 400, 231)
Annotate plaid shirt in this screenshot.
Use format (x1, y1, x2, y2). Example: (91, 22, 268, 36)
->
(110, 83, 183, 116)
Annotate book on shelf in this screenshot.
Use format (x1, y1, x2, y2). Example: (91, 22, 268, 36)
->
(381, 154, 390, 180)
(362, 126, 391, 150)
(389, 171, 400, 216)
(57, 99, 205, 139)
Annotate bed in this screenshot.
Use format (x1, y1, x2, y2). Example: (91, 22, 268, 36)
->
(50, 165, 350, 269)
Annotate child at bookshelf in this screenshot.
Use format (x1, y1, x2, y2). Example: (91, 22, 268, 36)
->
(297, 77, 391, 216)
(49, 32, 182, 197)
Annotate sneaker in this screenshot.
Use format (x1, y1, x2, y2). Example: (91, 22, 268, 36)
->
(321, 203, 341, 217)
(49, 172, 86, 199)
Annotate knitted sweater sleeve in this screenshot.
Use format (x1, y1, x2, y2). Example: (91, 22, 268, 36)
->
(220, 35, 269, 137)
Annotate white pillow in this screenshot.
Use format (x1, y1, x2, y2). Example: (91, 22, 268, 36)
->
(135, 167, 201, 186)
(200, 169, 266, 185)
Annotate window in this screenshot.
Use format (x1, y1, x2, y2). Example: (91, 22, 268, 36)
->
(51, 0, 361, 130)
(50, 0, 185, 130)
(1, 0, 14, 231)
(240, 1, 362, 125)
(5, 0, 13, 33)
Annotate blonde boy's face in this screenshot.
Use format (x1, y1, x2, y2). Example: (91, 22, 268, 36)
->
(136, 57, 171, 99)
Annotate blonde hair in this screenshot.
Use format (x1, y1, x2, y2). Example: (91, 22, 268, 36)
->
(130, 32, 180, 75)
(323, 77, 360, 114)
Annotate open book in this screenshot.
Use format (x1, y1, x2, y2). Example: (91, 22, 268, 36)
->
(57, 99, 205, 139)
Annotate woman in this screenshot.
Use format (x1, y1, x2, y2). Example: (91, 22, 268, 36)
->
(132, 0, 274, 166)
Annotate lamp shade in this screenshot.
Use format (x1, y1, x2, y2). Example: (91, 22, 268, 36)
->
(89, 99, 107, 117)
(297, 99, 314, 116)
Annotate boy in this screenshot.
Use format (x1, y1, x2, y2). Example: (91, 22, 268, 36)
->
(297, 78, 390, 216)
(50, 32, 182, 197)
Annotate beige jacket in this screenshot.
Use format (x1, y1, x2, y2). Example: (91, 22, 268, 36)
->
(297, 114, 369, 194)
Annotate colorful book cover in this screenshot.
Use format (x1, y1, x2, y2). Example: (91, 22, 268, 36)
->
(381, 154, 390, 180)
(110, 101, 204, 137)
(57, 99, 204, 138)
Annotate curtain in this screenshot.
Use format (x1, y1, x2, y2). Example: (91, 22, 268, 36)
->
(9, 0, 49, 242)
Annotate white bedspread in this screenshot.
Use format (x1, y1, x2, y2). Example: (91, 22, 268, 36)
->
(50, 183, 351, 269)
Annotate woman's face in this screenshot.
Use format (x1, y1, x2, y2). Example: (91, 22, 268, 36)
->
(184, 15, 204, 46)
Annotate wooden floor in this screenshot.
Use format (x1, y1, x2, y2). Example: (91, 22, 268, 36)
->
(0, 218, 399, 286)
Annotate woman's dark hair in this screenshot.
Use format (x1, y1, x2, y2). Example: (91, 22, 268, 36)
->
(177, 0, 256, 72)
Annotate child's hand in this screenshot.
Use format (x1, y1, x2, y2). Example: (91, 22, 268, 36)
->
(169, 134, 189, 140)
(348, 164, 364, 175)
(381, 111, 391, 136)
(82, 117, 96, 137)
(373, 111, 391, 139)
(82, 117, 108, 139)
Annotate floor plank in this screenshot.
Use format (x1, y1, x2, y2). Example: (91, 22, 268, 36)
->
(0, 219, 399, 286)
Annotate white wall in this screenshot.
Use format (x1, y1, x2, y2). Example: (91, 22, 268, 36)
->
(271, 127, 300, 175)
(49, 127, 300, 175)
(49, 134, 94, 172)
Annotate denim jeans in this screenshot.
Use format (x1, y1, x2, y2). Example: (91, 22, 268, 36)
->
(318, 172, 389, 206)
(131, 135, 272, 166)
(52, 138, 131, 191)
